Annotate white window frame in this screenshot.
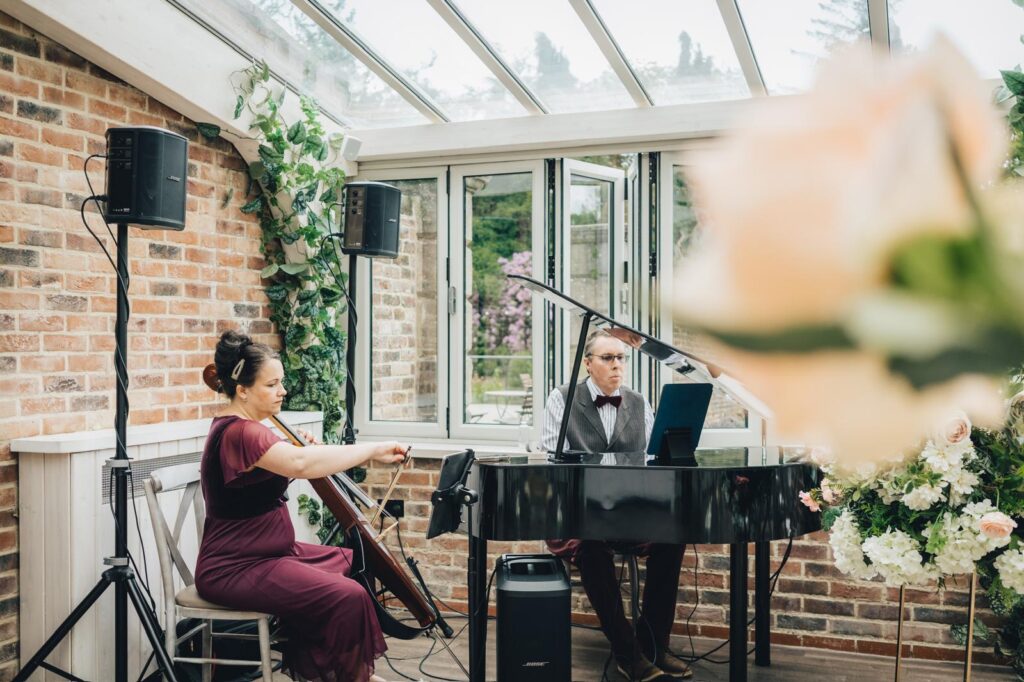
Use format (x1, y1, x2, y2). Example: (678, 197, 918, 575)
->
(352, 166, 450, 440)
(449, 160, 546, 443)
(555, 158, 627, 386)
(657, 151, 769, 448)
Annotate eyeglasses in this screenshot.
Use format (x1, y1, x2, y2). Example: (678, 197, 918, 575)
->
(588, 354, 629, 364)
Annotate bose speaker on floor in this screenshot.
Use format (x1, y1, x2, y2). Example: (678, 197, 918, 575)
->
(496, 554, 571, 681)
(103, 126, 188, 230)
(341, 181, 400, 258)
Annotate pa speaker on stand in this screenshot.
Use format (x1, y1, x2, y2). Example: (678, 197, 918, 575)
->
(15, 126, 187, 682)
(341, 181, 401, 258)
(103, 126, 188, 230)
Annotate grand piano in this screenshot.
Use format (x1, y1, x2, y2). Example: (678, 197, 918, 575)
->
(461, 276, 821, 682)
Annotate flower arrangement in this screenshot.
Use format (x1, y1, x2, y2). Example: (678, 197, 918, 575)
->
(671, 37, 1024, 467)
(805, 396, 1024, 673)
(805, 411, 1015, 587)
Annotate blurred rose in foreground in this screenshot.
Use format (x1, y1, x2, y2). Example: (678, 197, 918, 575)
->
(674, 37, 1023, 464)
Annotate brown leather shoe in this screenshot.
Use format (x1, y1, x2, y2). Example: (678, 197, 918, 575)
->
(615, 653, 665, 682)
(654, 653, 693, 679)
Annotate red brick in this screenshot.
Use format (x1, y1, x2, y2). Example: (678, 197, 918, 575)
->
(16, 58, 61, 85)
(18, 313, 63, 331)
(0, 116, 38, 141)
(41, 127, 84, 151)
(87, 98, 126, 121)
(21, 355, 64, 372)
(21, 396, 66, 414)
(42, 334, 87, 352)
(0, 71, 38, 97)
(42, 413, 88, 434)
(64, 70, 106, 97)
(41, 85, 85, 109)
(17, 143, 61, 166)
(66, 111, 105, 136)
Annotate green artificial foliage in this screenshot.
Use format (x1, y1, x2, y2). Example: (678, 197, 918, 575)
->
(198, 61, 351, 443)
(296, 494, 345, 547)
(1001, 66, 1024, 178)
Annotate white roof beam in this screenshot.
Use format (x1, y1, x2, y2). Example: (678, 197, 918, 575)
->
(351, 97, 776, 163)
(569, 0, 653, 107)
(426, 0, 547, 115)
(867, 0, 891, 53)
(290, 0, 449, 124)
(715, 0, 767, 97)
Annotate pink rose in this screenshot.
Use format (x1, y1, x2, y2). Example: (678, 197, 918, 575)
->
(979, 512, 1017, 539)
(799, 490, 820, 513)
(820, 478, 837, 505)
(942, 410, 972, 446)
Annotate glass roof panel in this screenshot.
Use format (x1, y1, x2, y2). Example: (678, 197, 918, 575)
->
(178, 0, 427, 128)
(591, 0, 749, 105)
(737, 0, 871, 95)
(889, 0, 1024, 78)
(319, 0, 527, 122)
(455, 0, 634, 114)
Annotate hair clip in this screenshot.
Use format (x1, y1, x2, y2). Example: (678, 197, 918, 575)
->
(230, 358, 245, 380)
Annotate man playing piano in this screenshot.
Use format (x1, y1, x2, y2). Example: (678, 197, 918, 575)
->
(541, 328, 692, 680)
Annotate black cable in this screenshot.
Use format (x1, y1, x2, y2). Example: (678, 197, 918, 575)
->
(416, 622, 472, 682)
(125, 468, 157, 611)
(381, 650, 420, 682)
(394, 518, 468, 618)
(669, 536, 795, 667)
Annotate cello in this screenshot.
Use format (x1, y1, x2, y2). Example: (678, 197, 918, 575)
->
(201, 364, 437, 639)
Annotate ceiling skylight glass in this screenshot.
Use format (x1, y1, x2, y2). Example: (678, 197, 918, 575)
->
(591, 0, 749, 105)
(318, 0, 527, 122)
(737, 0, 871, 95)
(889, 0, 1024, 78)
(178, 0, 427, 128)
(455, 0, 634, 114)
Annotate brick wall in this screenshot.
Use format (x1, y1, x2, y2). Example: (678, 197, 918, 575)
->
(370, 194, 438, 422)
(0, 11, 274, 679)
(364, 460, 1007, 667)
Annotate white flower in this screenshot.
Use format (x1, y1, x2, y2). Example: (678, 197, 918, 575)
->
(927, 504, 1008, 576)
(862, 529, 937, 586)
(829, 512, 877, 581)
(943, 466, 979, 507)
(901, 483, 946, 511)
(921, 441, 960, 474)
(995, 549, 1024, 594)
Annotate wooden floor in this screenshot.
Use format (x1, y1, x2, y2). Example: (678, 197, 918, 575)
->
(370, 624, 1017, 682)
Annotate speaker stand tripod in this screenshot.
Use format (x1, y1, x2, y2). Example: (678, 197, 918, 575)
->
(15, 224, 177, 682)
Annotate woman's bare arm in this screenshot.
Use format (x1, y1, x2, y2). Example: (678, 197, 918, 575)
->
(256, 440, 409, 479)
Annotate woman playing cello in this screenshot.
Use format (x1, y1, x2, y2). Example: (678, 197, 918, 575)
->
(196, 330, 410, 681)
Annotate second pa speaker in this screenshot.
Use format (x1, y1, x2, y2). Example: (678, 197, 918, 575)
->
(341, 181, 400, 258)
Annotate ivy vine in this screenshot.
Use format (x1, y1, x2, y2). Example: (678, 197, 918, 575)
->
(199, 61, 350, 444)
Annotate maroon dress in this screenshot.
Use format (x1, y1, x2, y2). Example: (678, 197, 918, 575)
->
(195, 416, 386, 681)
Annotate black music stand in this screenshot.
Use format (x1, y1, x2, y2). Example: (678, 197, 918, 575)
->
(427, 449, 477, 540)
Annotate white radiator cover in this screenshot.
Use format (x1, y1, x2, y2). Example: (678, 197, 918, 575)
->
(13, 412, 322, 682)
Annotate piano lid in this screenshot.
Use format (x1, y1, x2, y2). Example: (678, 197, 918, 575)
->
(508, 274, 773, 418)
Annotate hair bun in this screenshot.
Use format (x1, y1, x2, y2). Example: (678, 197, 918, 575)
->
(202, 363, 223, 393)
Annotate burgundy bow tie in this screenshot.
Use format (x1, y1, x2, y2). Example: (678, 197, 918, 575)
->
(594, 395, 622, 409)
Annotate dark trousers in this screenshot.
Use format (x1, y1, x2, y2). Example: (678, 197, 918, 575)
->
(574, 540, 685, 663)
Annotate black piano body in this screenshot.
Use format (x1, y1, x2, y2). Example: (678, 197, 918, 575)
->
(464, 450, 821, 682)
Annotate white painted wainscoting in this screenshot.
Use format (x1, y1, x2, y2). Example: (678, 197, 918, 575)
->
(13, 412, 323, 682)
